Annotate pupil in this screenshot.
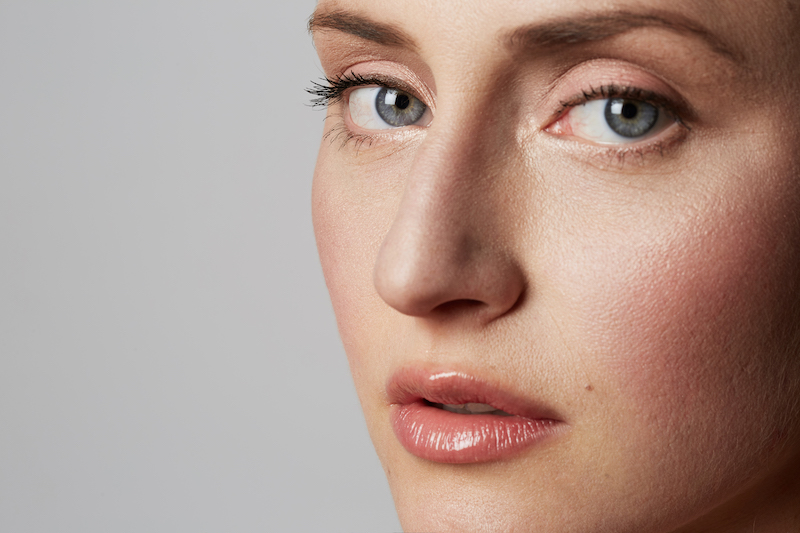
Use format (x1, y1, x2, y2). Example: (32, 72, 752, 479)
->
(621, 102, 638, 119)
(395, 94, 410, 110)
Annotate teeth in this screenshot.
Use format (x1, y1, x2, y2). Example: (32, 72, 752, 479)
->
(435, 402, 513, 416)
(462, 402, 497, 413)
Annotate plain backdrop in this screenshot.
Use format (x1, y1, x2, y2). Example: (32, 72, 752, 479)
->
(0, 1, 401, 531)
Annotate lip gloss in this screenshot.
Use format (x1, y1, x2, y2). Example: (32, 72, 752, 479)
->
(388, 368, 566, 463)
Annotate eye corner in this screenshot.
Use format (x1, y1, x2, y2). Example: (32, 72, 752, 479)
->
(542, 112, 571, 136)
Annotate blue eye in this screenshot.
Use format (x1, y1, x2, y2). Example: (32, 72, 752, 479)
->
(349, 87, 429, 130)
(375, 88, 427, 127)
(604, 99, 659, 138)
(560, 97, 674, 144)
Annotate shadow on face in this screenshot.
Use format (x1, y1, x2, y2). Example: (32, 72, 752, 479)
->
(310, 0, 800, 531)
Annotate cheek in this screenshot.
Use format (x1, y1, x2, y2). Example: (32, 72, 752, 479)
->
(311, 143, 409, 379)
(559, 166, 800, 487)
(312, 167, 370, 364)
(596, 221, 785, 399)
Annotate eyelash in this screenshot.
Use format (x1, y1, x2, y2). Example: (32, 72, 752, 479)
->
(308, 73, 404, 150)
(308, 75, 690, 159)
(555, 84, 689, 128)
(556, 84, 692, 163)
(308, 72, 421, 111)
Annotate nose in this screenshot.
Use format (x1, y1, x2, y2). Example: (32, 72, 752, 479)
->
(373, 119, 526, 323)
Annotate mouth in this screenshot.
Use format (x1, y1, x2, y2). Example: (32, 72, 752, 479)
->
(426, 401, 514, 416)
(387, 367, 566, 464)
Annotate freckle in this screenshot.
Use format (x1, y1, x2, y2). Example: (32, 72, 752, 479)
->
(585, 384, 594, 392)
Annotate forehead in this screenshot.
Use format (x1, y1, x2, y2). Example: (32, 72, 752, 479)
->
(312, 0, 797, 75)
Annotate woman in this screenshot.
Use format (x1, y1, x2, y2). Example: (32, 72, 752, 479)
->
(308, 0, 800, 531)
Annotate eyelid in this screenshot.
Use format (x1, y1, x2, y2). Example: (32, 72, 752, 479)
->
(308, 67, 435, 116)
(536, 58, 699, 128)
(308, 66, 434, 150)
(370, 76, 428, 104)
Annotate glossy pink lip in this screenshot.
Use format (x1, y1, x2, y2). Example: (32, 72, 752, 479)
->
(387, 367, 567, 463)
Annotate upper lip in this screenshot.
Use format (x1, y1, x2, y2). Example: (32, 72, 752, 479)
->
(386, 366, 563, 421)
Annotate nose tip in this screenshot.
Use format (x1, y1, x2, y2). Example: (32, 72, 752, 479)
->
(373, 220, 526, 323)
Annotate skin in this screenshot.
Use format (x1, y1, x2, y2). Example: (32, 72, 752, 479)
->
(310, 0, 800, 531)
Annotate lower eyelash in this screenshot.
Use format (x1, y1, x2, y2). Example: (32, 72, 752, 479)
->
(609, 141, 667, 164)
(308, 74, 390, 150)
(323, 117, 375, 151)
(582, 128, 689, 169)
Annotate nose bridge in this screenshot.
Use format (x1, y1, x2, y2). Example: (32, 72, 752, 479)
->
(398, 120, 484, 248)
(373, 102, 525, 321)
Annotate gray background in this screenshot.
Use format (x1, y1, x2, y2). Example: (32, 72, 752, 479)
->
(0, 1, 401, 531)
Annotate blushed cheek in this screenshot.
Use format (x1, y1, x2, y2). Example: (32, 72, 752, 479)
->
(575, 188, 800, 465)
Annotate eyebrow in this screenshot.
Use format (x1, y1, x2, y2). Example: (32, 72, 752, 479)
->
(308, 10, 413, 48)
(308, 8, 740, 62)
(505, 11, 740, 61)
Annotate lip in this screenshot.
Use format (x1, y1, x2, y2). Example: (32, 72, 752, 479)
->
(387, 367, 567, 464)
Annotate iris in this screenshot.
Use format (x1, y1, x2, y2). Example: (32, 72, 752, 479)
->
(375, 88, 427, 127)
(604, 98, 659, 138)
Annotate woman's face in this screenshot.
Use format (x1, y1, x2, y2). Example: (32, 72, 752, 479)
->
(311, 0, 800, 531)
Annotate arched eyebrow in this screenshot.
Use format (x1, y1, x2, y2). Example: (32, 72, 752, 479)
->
(308, 10, 413, 48)
(504, 11, 740, 62)
(308, 8, 741, 63)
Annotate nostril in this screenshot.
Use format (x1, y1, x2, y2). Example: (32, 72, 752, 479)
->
(431, 299, 486, 315)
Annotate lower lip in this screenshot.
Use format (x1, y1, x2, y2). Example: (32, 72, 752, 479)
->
(391, 400, 563, 463)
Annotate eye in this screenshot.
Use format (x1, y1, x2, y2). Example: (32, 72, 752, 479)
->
(552, 97, 675, 144)
(348, 86, 429, 130)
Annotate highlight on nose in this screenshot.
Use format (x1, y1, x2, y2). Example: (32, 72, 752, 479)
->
(373, 227, 525, 322)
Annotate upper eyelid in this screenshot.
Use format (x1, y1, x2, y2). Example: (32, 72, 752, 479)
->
(362, 76, 422, 99)
(348, 82, 431, 117)
(308, 70, 434, 112)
